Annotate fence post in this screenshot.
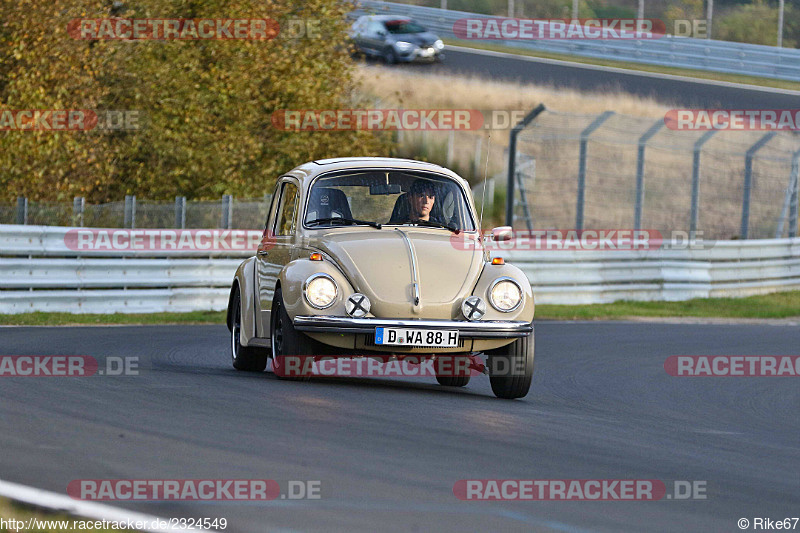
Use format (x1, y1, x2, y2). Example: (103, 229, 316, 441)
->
(505, 103, 545, 227)
(473, 136, 482, 178)
(634, 119, 665, 230)
(73, 196, 85, 227)
(576, 111, 614, 230)
(221, 194, 233, 229)
(740, 132, 776, 239)
(175, 196, 186, 229)
(15, 197, 28, 225)
(783, 148, 800, 238)
(124, 195, 136, 229)
(690, 130, 717, 238)
(446, 130, 455, 168)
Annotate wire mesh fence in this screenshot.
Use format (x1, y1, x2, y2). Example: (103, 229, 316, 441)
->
(510, 109, 800, 239)
(1, 195, 273, 230)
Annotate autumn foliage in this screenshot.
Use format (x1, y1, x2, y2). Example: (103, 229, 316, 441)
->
(0, 0, 390, 201)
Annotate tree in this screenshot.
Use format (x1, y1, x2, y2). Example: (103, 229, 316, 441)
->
(716, 0, 796, 47)
(0, 0, 390, 202)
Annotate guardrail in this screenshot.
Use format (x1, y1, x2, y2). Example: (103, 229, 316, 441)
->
(1, 224, 799, 312)
(353, 1, 800, 82)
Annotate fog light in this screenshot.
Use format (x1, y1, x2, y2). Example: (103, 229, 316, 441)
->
(462, 296, 486, 321)
(346, 293, 371, 318)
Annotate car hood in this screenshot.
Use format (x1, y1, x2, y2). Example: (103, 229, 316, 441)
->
(391, 32, 438, 47)
(312, 228, 483, 319)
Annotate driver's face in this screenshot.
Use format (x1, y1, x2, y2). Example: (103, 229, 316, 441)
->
(411, 191, 435, 220)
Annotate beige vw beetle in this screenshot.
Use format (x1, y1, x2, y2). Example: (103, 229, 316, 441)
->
(226, 157, 534, 399)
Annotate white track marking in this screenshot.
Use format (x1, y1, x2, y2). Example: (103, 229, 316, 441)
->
(0, 478, 213, 531)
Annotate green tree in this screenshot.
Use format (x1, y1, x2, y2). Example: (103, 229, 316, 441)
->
(716, 0, 796, 47)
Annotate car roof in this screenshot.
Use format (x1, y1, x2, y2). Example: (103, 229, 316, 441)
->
(285, 157, 469, 188)
(362, 15, 413, 23)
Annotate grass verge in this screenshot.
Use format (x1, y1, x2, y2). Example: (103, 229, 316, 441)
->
(535, 291, 800, 320)
(0, 292, 798, 325)
(0, 497, 126, 532)
(0, 310, 226, 326)
(446, 40, 800, 92)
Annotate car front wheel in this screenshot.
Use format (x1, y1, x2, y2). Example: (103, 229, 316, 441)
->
(270, 287, 322, 381)
(230, 286, 268, 372)
(486, 326, 534, 399)
(435, 355, 471, 387)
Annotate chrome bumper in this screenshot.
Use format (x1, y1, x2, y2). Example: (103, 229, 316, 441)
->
(293, 316, 532, 338)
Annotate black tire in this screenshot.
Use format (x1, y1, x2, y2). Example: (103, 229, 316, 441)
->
(486, 326, 534, 399)
(384, 48, 397, 64)
(435, 355, 470, 387)
(230, 287, 268, 372)
(436, 374, 470, 387)
(270, 287, 322, 381)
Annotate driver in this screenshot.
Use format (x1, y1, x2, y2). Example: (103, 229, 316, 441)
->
(407, 179, 435, 222)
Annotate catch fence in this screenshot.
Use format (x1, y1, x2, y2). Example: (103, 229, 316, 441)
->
(507, 108, 800, 240)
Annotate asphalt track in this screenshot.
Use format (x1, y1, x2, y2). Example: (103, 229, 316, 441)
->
(1, 322, 798, 532)
(398, 46, 800, 109)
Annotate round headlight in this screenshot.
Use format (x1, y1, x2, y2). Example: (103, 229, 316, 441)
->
(305, 274, 337, 309)
(433, 39, 444, 50)
(488, 278, 522, 312)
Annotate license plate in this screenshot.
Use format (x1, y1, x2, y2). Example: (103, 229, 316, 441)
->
(419, 48, 434, 57)
(375, 328, 459, 348)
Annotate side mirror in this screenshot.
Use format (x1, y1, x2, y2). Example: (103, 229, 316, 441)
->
(491, 226, 513, 242)
(376, 30, 387, 39)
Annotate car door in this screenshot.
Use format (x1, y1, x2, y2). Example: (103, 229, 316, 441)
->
(364, 20, 388, 55)
(351, 16, 369, 53)
(256, 178, 300, 337)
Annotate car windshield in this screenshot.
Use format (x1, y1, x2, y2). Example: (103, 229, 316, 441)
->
(384, 20, 426, 34)
(304, 170, 476, 232)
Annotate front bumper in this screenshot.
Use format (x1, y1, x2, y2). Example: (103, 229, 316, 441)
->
(397, 46, 442, 62)
(293, 316, 532, 338)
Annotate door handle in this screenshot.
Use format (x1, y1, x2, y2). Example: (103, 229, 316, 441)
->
(257, 250, 269, 256)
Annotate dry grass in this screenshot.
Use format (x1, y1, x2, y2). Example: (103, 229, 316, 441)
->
(354, 64, 670, 118)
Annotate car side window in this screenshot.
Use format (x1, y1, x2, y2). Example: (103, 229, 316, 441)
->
(264, 184, 279, 232)
(275, 182, 298, 236)
(369, 21, 385, 37)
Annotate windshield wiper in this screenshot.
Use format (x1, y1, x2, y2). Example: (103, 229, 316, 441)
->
(307, 217, 381, 229)
(404, 220, 460, 234)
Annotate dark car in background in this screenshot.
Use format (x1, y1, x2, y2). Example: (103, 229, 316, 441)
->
(349, 15, 444, 64)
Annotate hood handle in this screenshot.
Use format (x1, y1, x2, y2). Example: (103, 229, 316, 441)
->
(395, 228, 420, 308)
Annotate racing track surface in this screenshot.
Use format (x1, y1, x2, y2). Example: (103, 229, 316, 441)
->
(0, 322, 798, 532)
(400, 46, 800, 109)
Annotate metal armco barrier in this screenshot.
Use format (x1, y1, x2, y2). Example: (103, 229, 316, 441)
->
(1, 225, 799, 312)
(353, 1, 800, 82)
